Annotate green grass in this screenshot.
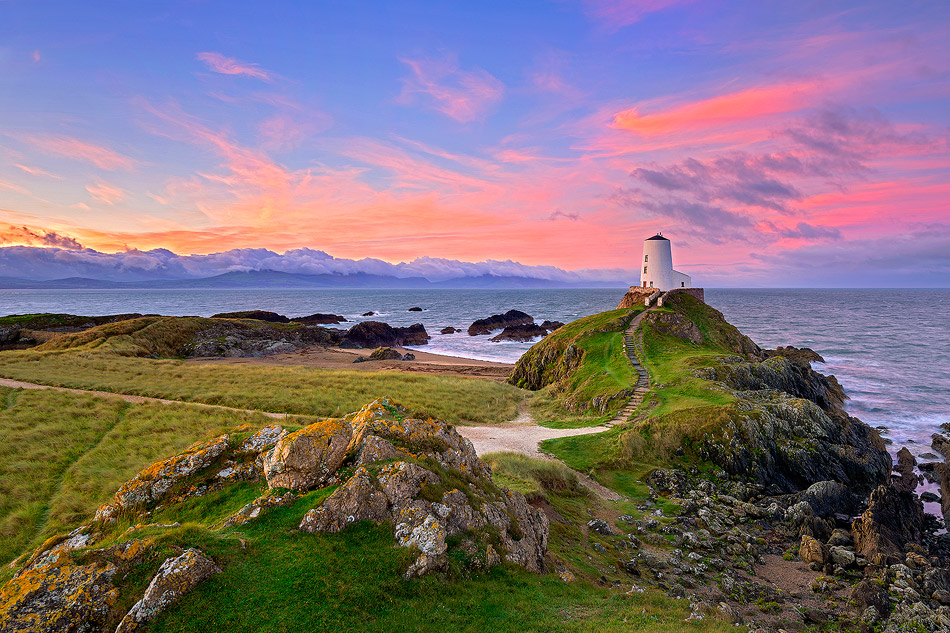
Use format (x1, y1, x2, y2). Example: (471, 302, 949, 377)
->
(483, 452, 590, 500)
(510, 308, 643, 428)
(0, 386, 296, 567)
(0, 351, 522, 426)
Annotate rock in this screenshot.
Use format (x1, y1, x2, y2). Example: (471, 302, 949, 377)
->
(367, 347, 403, 361)
(401, 353, 415, 361)
(642, 311, 703, 344)
(184, 321, 340, 357)
(894, 447, 921, 492)
(115, 548, 220, 632)
(0, 326, 21, 346)
(439, 327, 459, 334)
(237, 424, 288, 455)
(828, 545, 856, 568)
(468, 310, 533, 336)
(934, 590, 950, 606)
(342, 321, 430, 348)
(0, 538, 148, 633)
(540, 320, 565, 331)
(616, 287, 656, 309)
(299, 467, 390, 533)
(799, 535, 829, 564)
(362, 311, 375, 316)
(223, 491, 297, 527)
(587, 518, 613, 536)
(763, 346, 825, 364)
(211, 310, 289, 322)
(933, 433, 950, 459)
(922, 491, 941, 503)
(803, 480, 862, 518)
(263, 418, 352, 490)
(489, 324, 548, 342)
(95, 435, 230, 522)
(852, 484, 925, 559)
(827, 529, 853, 547)
(408, 307, 423, 311)
(292, 313, 347, 324)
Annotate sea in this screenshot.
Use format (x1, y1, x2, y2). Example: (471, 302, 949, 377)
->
(1, 287, 948, 462)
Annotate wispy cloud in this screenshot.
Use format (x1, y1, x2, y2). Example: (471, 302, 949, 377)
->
(398, 54, 504, 122)
(0, 225, 83, 250)
(581, 0, 690, 31)
(25, 135, 137, 171)
(196, 52, 272, 81)
(14, 163, 60, 178)
(86, 181, 128, 205)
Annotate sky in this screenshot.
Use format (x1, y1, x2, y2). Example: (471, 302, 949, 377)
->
(0, 0, 948, 287)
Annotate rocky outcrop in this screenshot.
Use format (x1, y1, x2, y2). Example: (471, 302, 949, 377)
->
(616, 287, 655, 309)
(115, 549, 220, 632)
(95, 435, 231, 522)
(0, 536, 149, 633)
(184, 321, 341, 357)
(368, 347, 404, 361)
(642, 311, 703, 344)
(540, 320, 565, 331)
(852, 483, 925, 561)
(341, 321, 430, 348)
(292, 313, 347, 324)
(263, 418, 353, 490)
(211, 310, 290, 322)
(763, 346, 825, 364)
(468, 310, 533, 336)
(0, 326, 21, 345)
(296, 400, 548, 578)
(489, 323, 548, 342)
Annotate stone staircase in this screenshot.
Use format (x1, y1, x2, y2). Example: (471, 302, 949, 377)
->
(604, 311, 651, 427)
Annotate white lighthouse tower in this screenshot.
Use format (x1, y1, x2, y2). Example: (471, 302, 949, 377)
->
(640, 233, 691, 290)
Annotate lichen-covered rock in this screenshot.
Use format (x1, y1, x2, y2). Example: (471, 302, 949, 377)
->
(223, 491, 298, 528)
(0, 538, 148, 633)
(263, 417, 352, 490)
(115, 548, 220, 632)
(368, 346, 403, 361)
(237, 424, 288, 455)
(299, 467, 389, 533)
(95, 435, 230, 522)
(355, 435, 404, 467)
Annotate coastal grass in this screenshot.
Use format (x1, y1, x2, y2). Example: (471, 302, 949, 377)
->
(0, 349, 522, 426)
(96, 469, 731, 633)
(514, 307, 643, 428)
(482, 451, 590, 500)
(0, 386, 295, 567)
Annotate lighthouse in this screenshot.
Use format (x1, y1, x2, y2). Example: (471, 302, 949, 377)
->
(640, 233, 691, 290)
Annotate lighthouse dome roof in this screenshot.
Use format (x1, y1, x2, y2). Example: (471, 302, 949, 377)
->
(646, 234, 669, 241)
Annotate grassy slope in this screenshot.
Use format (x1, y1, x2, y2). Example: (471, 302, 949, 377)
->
(0, 386, 298, 568)
(511, 308, 642, 428)
(544, 293, 753, 489)
(0, 317, 522, 426)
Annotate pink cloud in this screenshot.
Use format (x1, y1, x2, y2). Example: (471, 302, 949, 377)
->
(582, 0, 690, 30)
(25, 135, 137, 171)
(398, 55, 504, 122)
(86, 182, 128, 205)
(14, 163, 60, 178)
(196, 52, 272, 81)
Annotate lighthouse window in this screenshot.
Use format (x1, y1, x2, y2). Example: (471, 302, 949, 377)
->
(644, 255, 648, 262)
(643, 266, 647, 274)
(681, 282, 685, 287)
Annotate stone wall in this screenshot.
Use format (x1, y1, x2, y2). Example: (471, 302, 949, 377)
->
(657, 287, 705, 306)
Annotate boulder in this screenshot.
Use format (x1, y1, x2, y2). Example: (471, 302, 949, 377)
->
(803, 481, 862, 518)
(292, 313, 347, 324)
(489, 323, 548, 342)
(367, 347, 403, 361)
(799, 535, 829, 564)
(263, 418, 352, 490)
(237, 424, 288, 455)
(408, 307, 423, 312)
(540, 320, 565, 331)
(342, 321, 430, 348)
(439, 327, 459, 334)
(468, 310, 533, 336)
(299, 467, 390, 533)
(0, 326, 21, 346)
(894, 447, 921, 492)
(115, 549, 220, 633)
(850, 580, 893, 620)
(362, 311, 375, 316)
(763, 346, 825, 364)
(211, 310, 289, 323)
(95, 435, 230, 522)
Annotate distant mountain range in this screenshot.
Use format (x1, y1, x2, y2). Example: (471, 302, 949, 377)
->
(0, 269, 625, 290)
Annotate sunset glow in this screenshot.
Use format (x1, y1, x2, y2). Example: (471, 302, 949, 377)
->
(1, 1, 948, 286)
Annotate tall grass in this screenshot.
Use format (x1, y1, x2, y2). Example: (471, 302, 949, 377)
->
(482, 452, 589, 500)
(0, 386, 297, 565)
(0, 351, 522, 425)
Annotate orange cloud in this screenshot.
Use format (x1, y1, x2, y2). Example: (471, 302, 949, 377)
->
(611, 83, 815, 137)
(26, 135, 137, 170)
(86, 182, 128, 205)
(196, 52, 271, 81)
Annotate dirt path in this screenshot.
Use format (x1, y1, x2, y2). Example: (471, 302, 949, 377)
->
(0, 377, 295, 420)
(457, 308, 656, 502)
